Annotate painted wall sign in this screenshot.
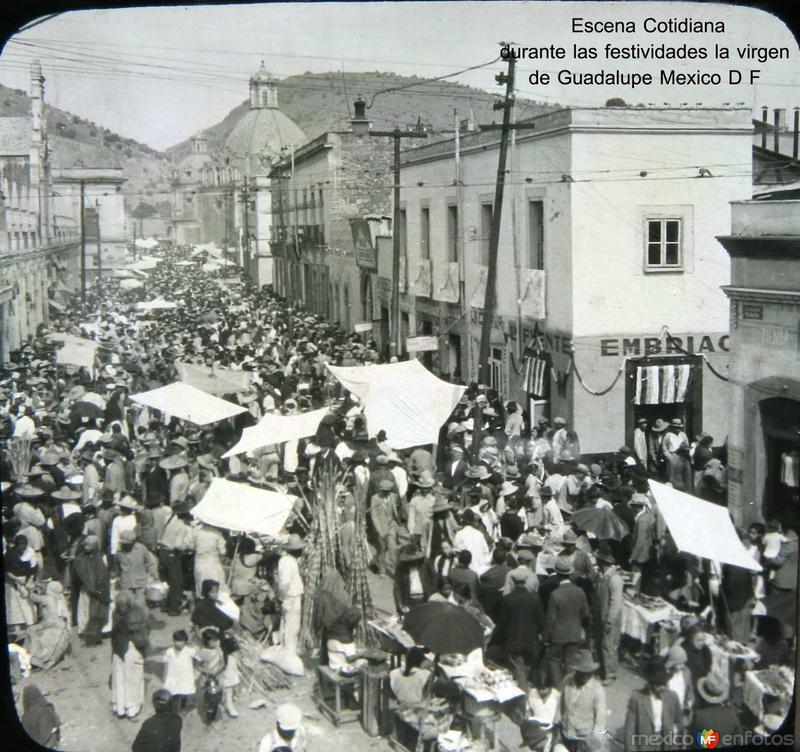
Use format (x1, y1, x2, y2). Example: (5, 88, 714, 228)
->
(406, 336, 440, 352)
(600, 334, 730, 356)
(354, 322, 373, 333)
(742, 303, 764, 320)
(350, 218, 376, 269)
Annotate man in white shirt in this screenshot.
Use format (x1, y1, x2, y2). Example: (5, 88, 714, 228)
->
(13, 405, 36, 439)
(388, 453, 408, 498)
(661, 418, 689, 455)
(277, 535, 305, 656)
(453, 509, 492, 574)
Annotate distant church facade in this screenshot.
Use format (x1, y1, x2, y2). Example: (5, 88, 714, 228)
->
(169, 62, 306, 286)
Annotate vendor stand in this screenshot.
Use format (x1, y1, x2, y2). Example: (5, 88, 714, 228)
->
(743, 666, 794, 724)
(621, 591, 683, 654)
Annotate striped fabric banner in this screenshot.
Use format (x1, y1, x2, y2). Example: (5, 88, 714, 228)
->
(523, 352, 550, 397)
(635, 364, 692, 405)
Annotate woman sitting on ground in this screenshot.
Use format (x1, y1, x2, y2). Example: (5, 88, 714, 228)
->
(191, 579, 234, 634)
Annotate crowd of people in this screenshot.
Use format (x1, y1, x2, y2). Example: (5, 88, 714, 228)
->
(1, 242, 796, 752)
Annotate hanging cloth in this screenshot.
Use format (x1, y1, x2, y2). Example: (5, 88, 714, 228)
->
(661, 365, 677, 404)
(674, 364, 691, 402)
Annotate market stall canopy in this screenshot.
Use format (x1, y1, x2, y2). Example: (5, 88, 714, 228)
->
(191, 242, 220, 256)
(176, 361, 253, 396)
(131, 382, 248, 425)
(192, 478, 296, 538)
(327, 360, 465, 449)
(120, 278, 143, 290)
(134, 297, 179, 311)
(649, 480, 761, 572)
(134, 237, 159, 250)
(48, 333, 99, 369)
(223, 407, 331, 458)
(128, 256, 161, 272)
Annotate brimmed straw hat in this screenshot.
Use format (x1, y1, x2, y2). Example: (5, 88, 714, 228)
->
(160, 454, 189, 470)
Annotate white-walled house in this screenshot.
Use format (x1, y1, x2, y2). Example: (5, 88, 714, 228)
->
(389, 106, 754, 455)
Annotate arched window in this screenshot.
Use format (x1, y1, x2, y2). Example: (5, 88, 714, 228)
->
(261, 89, 269, 107)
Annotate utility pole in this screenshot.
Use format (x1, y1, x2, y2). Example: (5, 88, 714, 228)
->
(291, 144, 301, 307)
(95, 199, 102, 279)
(477, 49, 515, 386)
(241, 180, 251, 275)
(349, 98, 427, 359)
(454, 109, 470, 383)
(79, 179, 86, 315)
(473, 46, 537, 390)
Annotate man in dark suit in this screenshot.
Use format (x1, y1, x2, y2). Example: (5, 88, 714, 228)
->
(623, 661, 682, 752)
(495, 567, 544, 691)
(442, 444, 468, 492)
(477, 548, 511, 623)
(543, 556, 591, 687)
(448, 548, 479, 601)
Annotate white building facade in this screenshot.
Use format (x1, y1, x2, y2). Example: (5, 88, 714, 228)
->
(394, 107, 754, 455)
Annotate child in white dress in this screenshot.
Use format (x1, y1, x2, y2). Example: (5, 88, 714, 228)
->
(162, 629, 196, 712)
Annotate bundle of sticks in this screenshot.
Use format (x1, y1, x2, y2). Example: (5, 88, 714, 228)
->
(236, 628, 291, 694)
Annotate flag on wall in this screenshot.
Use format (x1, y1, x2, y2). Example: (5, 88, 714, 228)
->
(522, 350, 551, 398)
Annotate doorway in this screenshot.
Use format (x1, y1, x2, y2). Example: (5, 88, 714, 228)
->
(760, 397, 800, 528)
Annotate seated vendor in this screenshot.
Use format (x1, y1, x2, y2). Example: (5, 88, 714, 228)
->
(191, 579, 234, 633)
(326, 606, 367, 675)
(389, 647, 457, 740)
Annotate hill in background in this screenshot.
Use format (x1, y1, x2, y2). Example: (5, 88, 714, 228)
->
(166, 70, 556, 159)
(0, 83, 172, 216)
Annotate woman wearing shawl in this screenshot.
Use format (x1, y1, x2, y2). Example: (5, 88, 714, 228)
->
(26, 580, 71, 669)
(191, 579, 234, 633)
(20, 685, 61, 747)
(110, 590, 150, 720)
(5, 534, 37, 639)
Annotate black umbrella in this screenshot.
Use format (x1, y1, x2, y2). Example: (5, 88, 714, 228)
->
(402, 601, 484, 655)
(70, 401, 104, 420)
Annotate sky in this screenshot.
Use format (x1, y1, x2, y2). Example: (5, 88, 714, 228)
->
(0, 2, 797, 151)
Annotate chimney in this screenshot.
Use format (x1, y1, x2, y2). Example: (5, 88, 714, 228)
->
(761, 106, 768, 148)
(774, 108, 785, 153)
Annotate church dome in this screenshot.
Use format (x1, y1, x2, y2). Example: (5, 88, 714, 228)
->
(224, 108, 306, 165)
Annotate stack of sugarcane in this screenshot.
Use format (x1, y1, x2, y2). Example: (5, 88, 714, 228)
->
(8, 437, 31, 483)
(299, 455, 375, 651)
(235, 628, 291, 694)
(348, 466, 375, 642)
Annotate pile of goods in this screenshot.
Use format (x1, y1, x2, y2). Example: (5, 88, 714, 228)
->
(628, 592, 667, 609)
(755, 666, 794, 697)
(236, 629, 291, 694)
(464, 668, 516, 692)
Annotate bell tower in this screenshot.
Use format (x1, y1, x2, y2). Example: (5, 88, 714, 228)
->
(249, 61, 278, 110)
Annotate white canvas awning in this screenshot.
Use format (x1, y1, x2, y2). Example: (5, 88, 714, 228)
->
(120, 278, 143, 290)
(223, 407, 330, 458)
(128, 255, 160, 272)
(327, 360, 465, 449)
(130, 382, 248, 425)
(176, 362, 253, 396)
(649, 480, 761, 572)
(134, 237, 159, 250)
(48, 333, 99, 369)
(134, 297, 179, 311)
(192, 478, 296, 538)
